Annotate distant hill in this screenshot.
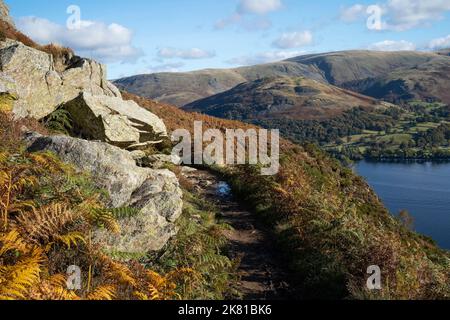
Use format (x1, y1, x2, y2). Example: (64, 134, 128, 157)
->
(114, 50, 450, 106)
(184, 76, 384, 121)
(343, 56, 450, 104)
(114, 61, 316, 107)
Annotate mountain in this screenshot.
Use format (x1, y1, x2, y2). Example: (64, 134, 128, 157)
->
(184, 76, 384, 121)
(114, 61, 317, 107)
(115, 50, 450, 107)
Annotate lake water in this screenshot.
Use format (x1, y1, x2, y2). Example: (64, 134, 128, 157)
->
(355, 161, 450, 250)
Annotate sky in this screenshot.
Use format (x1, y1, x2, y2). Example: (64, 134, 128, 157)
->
(7, 0, 450, 79)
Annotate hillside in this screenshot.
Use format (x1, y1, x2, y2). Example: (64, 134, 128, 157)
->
(184, 76, 383, 121)
(115, 50, 450, 106)
(347, 57, 450, 104)
(124, 92, 450, 299)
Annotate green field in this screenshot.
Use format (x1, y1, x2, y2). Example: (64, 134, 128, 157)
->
(324, 102, 450, 160)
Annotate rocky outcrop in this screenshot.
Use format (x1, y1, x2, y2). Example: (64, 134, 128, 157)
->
(63, 92, 167, 149)
(0, 38, 167, 148)
(26, 133, 183, 255)
(0, 0, 13, 26)
(0, 39, 120, 119)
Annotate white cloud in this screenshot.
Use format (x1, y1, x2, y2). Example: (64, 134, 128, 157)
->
(215, 13, 243, 30)
(157, 47, 215, 60)
(429, 35, 450, 50)
(272, 31, 313, 49)
(17, 16, 143, 64)
(341, 1, 450, 31)
(384, 0, 450, 31)
(340, 4, 366, 22)
(368, 40, 416, 51)
(227, 50, 305, 66)
(215, 0, 282, 31)
(139, 62, 185, 74)
(215, 14, 272, 31)
(237, 0, 283, 15)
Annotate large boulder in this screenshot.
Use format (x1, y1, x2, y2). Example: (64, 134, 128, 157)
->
(0, 39, 120, 119)
(25, 133, 183, 255)
(63, 91, 167, 149)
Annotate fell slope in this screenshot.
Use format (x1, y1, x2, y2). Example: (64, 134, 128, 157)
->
(346, 56, 450, 104)
(184, 76, 382, 121)
(123, 91, 450, 299)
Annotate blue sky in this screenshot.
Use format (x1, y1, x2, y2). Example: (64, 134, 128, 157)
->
(7, 0, 450, 79)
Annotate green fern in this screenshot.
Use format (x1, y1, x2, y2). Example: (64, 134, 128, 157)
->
(86, 208, 120, 234)
(109, 207, 140, 220)
(44, 108, 73, 134)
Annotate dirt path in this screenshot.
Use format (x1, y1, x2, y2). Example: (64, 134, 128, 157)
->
(181, 167, 291, 300)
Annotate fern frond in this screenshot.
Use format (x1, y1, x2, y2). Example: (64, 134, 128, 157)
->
(133, 291, 149, 300)
(0, 229, 29, 255)
(99, 254, 137, 287)
(144, 270, 177, 300)
(44, 108, 73, 134)
(28, 153, 67, 174)
(27, 274, 80, 300)
(109, 207, 140, 220)
(147, 285, 160, 300)
(16, 203, 78, 243)
(0, 247, 45, 300)
(85, 208, 120, 234)
(86, 285, 116, 301)
(8, 200, 36, 214)
(0, 152, 8, 164)
(54, 232, 86, 249)
(166, 268, 198, 283)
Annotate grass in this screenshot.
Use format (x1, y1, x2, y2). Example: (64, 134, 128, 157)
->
(377, 134, 412, 144)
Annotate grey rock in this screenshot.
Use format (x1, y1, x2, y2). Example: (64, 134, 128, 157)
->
(145, 154, 182, 169)
(0, 73, 16, 96)
(63, 91, 167, 148)
(0, 0, 14, 26)
(0, 39, 168, 149)
(25, 133, 183, 255)
(129, 150, 147, 161)
(181, 166, 198, 174)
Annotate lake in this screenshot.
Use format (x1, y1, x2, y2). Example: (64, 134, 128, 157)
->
(355, 160, 450, 250)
